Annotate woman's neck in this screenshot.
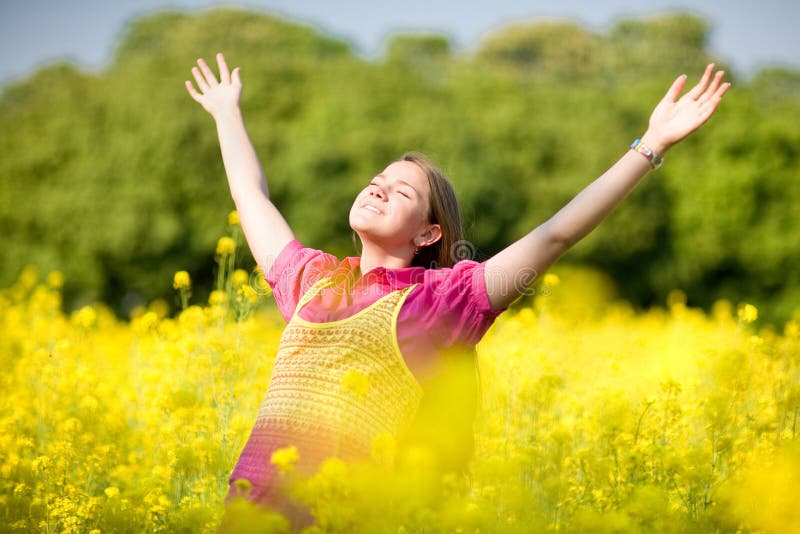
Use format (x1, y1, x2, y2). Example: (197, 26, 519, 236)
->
(358, 241, 414, 275)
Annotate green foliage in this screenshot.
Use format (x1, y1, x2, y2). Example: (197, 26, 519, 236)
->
(1, 8, 798, 325)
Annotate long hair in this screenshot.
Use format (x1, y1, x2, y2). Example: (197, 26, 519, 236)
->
(351, 151, 467, 269)
(402, 152, 465, 269)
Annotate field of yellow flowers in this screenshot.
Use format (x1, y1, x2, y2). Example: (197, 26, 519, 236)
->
(2, 214, 799, 533)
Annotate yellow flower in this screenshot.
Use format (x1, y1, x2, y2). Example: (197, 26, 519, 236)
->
(342, 369, 370, 398)
(104, 487, 120, 499)
(18, 265, 39, 288)
(46, 270, 64, 288)
(149, 298, 170, 318)
(784, 320, 798, 337)
(72, 306, 97, 328)
(738, 303, 758, 323)
(270, 445, 299, 474)
(228, 210, 240, 226)
(370, 432, 396, 466)
(173, 270, 191, 290)
(31, 456, 50, 473)
(209, 290, 227, 306)
(253, 266, 272, 294)
(237, 285, 258, 304)
(231, 269, 249, 287)
(216, 237, 236, 256)
(543, 273, 560, 287)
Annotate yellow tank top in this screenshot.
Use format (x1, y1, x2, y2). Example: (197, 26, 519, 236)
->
(244, 275, 424, 475)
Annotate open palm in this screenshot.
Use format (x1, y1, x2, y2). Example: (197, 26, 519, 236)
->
(646, 63, 731, 152)
(185, 53, 242, 119)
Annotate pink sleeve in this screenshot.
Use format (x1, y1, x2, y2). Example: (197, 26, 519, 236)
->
(410, 260, 509, 348)
(264, 239, 338, 322)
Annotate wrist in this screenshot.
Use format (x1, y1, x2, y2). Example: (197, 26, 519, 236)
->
(630, 136, 665, 170)
(640, 131, 671, 155)
(213, 107, 243, 124)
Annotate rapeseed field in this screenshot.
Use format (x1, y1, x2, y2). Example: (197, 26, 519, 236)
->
(2, 214, 798, 533)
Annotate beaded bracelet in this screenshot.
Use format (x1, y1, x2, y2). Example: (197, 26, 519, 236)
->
(630, 138, 664, 169)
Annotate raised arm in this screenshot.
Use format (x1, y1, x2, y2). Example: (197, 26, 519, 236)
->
(484, 64, 731, 311)
(185, 53, 294, 276)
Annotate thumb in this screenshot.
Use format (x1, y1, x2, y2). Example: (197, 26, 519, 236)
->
(663, 74, 687, 103)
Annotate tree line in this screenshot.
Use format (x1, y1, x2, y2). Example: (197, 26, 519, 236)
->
(1, 8, 798, 325)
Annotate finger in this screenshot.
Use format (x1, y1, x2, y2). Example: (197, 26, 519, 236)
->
(197, 57, 219, 86)
(687, 63, 714, 100)
(663, 74, 687, 103)
(232, 66, 241, 86)
(699, 82, 731, 116)
(191, 66, 210, 92)
(698, 70, 725, 105)
(185, 80, 203, 102)
(217, 52, 231, 84)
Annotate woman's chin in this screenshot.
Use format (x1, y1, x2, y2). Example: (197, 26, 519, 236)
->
(349, 214, 377, 234)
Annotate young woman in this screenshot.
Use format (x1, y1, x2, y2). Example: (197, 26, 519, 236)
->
(186, 53, 729, 529)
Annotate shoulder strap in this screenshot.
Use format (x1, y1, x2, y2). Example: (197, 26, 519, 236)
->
(292, 276, 333, 317)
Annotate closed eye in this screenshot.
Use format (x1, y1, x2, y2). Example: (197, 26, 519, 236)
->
(370, 181, 411, 199)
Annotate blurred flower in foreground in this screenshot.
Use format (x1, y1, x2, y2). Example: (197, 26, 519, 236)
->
(342, 369, 370, 398)
(271, 445, 300, 475)
(73, 306, 97, 328)
(228, 210, 240, 226)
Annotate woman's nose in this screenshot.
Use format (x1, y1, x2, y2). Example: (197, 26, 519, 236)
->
(370, 187, 384, 199)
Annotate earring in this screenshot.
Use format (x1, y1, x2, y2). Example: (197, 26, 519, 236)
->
(414, 245, 420, 255)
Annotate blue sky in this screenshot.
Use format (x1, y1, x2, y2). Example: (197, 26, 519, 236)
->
(1, 0, 799, 85)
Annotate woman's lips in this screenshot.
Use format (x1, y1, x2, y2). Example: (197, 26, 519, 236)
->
(362, 204, 382, 215)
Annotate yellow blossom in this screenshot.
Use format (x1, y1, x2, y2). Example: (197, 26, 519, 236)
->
(237, 285, 258, 304)
(173, 270, 191, 290)
(232, 269, 249, 287)
(784, 321, 798, 337)
(738, 303, 758, 323)
(72, 305, 97, 328)
(104, 486, 120, 499)
(18, 265, 39, 288)
(370, 432, 396, 466)
(253, 266, 272, 295)
(216, 236, 236, 256)
(149, 298, 170, 318)
(342, 369, 370, 397)
(228, 210, 240, 226)
(543, 273, 560, 287)
(31, 456, 50, 473)
(270, 445, 299, 474)
(209, 290, 227, 306)
(46, 270, 64, 288)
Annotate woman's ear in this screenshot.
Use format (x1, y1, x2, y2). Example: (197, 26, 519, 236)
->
(418, 224, 442, 247)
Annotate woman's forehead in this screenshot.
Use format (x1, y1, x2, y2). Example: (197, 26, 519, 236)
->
(381, 160, 427, 188)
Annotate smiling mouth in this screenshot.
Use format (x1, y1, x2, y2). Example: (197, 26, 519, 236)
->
(362, 205, 382, 215)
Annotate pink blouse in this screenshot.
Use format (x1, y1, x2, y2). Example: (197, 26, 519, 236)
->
(265, 239, 508, 383)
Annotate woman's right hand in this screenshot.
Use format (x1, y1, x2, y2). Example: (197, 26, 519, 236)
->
(185, 53, 242, 119)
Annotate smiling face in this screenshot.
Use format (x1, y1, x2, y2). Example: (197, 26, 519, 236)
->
(349, 160, 440, 251)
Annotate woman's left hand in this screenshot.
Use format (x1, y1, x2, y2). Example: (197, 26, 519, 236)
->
(641, 63, 731, 154)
